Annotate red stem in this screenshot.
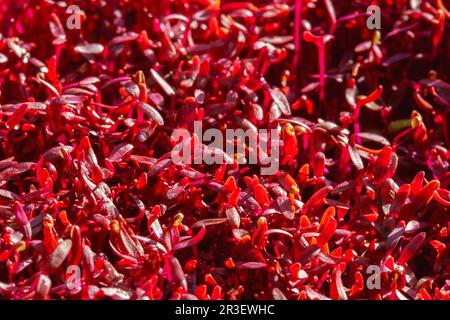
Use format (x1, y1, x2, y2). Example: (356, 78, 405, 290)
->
(293, 0, 302, 74)
(318, 40, 326, 103)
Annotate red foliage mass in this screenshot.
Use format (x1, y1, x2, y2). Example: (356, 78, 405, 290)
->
(0, 0, 449, 300)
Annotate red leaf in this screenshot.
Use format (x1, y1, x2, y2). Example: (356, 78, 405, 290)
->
(136, 102, 165, 126)
(272, 288, 287, 300)
(225, 207, 241, 228)
(191, 218, 228, 229)
(236, 262, 267, 269)
(390, 184, 410, 214)
(398, 232, 426, 266)
(411, 180, 440, 212)
(298, 244, 321, 264)
(302, 186, 333, 215)
(165, 256, 187, 290)
(317, 216, 337, 247)
(172, 225, 206, 251)
(108, 143, 134, 162)
(305, 286, 331, 300)
(150, 68, 175, 96)
(384, 226, 404, 251)
(269, 87, 291, 115)
(330, 267, 348, 300)
(75, 43, 104, 55)
(265, 229, 293, 238)
(0, 162, 34, 182)
(46, 240, 72, 273)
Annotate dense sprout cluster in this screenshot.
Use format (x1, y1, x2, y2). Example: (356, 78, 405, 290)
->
(0, 0, 449, 300)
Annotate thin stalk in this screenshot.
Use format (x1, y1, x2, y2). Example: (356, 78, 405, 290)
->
(293, 0, 302, 74)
